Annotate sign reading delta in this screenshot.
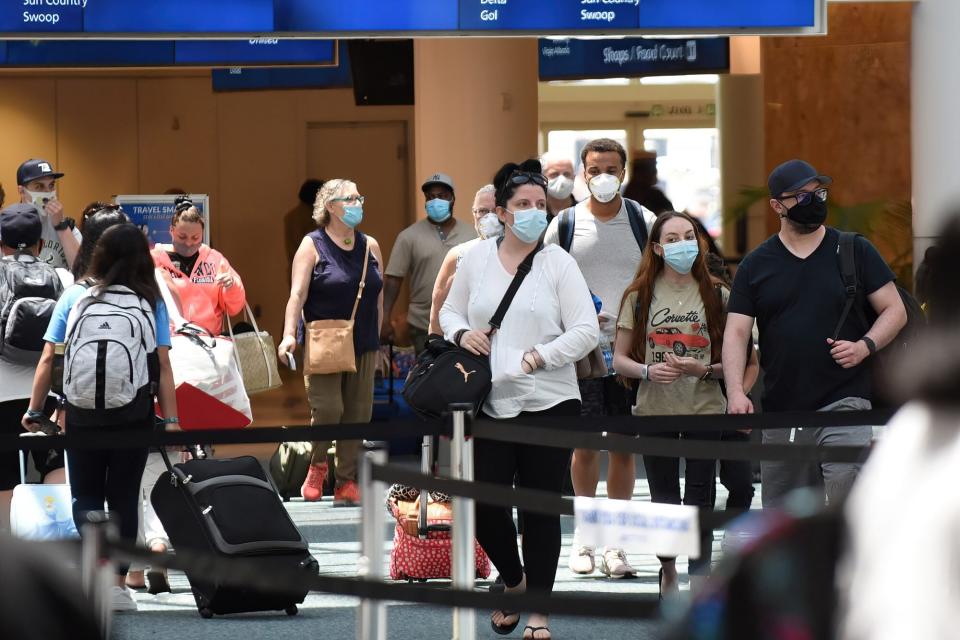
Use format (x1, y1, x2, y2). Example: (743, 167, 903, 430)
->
(0, 0, 823, 36)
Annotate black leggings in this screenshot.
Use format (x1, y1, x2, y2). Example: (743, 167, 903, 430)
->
(69, 421, 151, 576)
(716, 430, 756, 510)
(642, 430, 719, 576)
(474, 400, 578, 595)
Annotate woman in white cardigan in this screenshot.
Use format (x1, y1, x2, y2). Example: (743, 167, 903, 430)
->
(440, 160, 599, 640)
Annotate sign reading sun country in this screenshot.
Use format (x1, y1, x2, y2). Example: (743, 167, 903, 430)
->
(539, 37, 729, 81)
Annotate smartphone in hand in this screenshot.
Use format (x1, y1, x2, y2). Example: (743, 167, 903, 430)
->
(285, 352, 296, 371)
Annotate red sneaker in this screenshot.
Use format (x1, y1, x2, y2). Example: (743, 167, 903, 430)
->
(301, 462, 328, 502)
(333, 481, 361, 507)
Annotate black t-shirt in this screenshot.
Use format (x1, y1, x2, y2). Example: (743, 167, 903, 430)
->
(167, 251, 199, 277)
(728, 228, 895, 411)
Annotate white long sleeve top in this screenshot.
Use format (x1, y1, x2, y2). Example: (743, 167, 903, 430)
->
(440, 238, 599, 419)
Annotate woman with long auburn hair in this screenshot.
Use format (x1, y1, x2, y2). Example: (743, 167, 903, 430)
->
(613, 211, 758, 598)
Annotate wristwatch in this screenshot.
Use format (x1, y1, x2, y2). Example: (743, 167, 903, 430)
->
(53, 218, 75, 231)
(861, 336, 878, 356)
(159, 416, 179, 425)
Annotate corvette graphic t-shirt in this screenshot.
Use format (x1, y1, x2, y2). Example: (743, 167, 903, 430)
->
(618, 279, 726, 417)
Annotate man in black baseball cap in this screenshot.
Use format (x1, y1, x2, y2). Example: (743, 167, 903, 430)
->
(722, 158, 906, 510)
(12, 158, 80, 269)
(767, 159, 833, 235)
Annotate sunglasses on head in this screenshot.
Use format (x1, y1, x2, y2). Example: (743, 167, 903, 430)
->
(507, 171, 547, 188)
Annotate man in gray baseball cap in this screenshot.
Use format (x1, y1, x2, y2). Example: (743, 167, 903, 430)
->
(380, 172, 476, 353)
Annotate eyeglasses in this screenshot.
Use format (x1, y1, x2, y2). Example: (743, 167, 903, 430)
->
(331, 195, 365, 206)
(472, 208, 496, 216)
(779, 188, 828, 207)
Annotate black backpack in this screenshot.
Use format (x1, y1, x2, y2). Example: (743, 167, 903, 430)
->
(557, 197, 649, 252)
(0, 253, 64, 365)
(833, 231, 926, 407)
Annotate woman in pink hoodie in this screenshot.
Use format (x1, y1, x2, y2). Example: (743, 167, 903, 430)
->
(128, 196, 246, 594)
(150, 197, 246, 333)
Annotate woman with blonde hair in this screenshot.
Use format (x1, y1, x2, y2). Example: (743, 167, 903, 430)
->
(278, 179, 384, 505)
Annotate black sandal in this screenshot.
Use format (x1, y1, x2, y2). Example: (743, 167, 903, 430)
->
(146, 570, 171, 595)
(523, 625, 551, 639)
(491, 611, 520, 635)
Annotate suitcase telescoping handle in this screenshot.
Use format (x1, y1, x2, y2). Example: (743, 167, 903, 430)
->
(19, 414, 68, 485)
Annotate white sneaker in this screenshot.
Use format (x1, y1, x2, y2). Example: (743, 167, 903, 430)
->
(111, 586, 138, 612)
(599, 548, 637, 578)
(567, 529, 596, 575)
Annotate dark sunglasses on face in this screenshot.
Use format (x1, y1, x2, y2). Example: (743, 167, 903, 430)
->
(779, 188, 828, 208)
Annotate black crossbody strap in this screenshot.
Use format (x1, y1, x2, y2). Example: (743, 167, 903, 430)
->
(832, 231, 862, 341)
(488, 243, 542, 332)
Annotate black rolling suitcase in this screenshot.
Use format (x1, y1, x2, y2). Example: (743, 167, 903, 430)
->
(151, 449, 319, 618)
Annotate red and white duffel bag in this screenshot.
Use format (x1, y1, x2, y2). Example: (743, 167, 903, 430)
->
(388, 496, 491, 582)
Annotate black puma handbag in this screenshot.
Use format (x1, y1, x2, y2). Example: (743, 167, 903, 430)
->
(403, 244, 541, 420)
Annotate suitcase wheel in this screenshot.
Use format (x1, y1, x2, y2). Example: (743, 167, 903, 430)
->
(285, 605, 299, 616)
(199, 607, 214, 619)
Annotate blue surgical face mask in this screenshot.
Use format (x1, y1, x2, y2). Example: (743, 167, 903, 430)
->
(508, 208, 548, 244)
(425, 198, 452, 223)
(341, 205, 363, 228)
(660, 239, 699, 275)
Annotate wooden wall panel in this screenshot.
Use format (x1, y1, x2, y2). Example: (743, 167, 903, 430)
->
(763, 2, 913, 240)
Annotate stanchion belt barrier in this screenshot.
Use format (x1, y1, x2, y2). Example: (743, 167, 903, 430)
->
(371, 463, 747, 531)
(90, 539, 662, 619)
(472, 421, 872, 463)
(488, 407, 895, 434)
(1, 409, 882, 463)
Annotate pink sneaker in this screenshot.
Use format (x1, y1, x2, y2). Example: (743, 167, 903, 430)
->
(301, 462, 328, 502)
(333, 481, 361, 507)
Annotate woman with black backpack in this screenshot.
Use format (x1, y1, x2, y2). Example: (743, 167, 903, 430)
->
(22, 222, 179, 613)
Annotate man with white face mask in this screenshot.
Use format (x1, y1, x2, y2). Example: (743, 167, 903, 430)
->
(543, 138, 657, 579)
(427, 184, 502, 335)
(541, 151, 578, 221)
(10, 159, 81, 270)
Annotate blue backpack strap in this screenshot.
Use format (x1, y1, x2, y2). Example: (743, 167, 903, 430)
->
(623, 198, 650, 249)
(557, 206, 576, 253)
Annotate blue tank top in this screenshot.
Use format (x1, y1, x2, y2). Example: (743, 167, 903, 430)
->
(303, 229, 383, 356)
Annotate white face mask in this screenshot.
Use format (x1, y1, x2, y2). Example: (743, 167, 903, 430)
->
(476, 212, 504, 239)
(26, 189, 56, 212)
(588, 173, 621, 204)
(547, 175, 575, 200)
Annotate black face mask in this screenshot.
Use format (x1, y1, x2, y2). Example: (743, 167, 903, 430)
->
(785, 198, 828, 231)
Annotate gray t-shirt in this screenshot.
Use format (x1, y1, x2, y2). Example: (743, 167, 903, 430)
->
(543, 198, 655, 340)
(385, 218, 476, 331)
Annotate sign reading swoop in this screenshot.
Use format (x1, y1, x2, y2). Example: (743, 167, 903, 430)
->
(574, 496, 700, 558)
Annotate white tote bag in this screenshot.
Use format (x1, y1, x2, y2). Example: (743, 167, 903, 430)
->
(157, 272, 252, 429)
(10, 433, 79, 541)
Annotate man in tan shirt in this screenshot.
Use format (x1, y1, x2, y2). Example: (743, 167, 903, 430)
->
(381, 173, 476, 353)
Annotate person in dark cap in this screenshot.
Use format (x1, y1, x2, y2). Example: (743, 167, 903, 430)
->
(0, 204, 74, 533)
(722, 159, 907, 508)
(13, 158, 81, 269)
(381, 172, 476, 353)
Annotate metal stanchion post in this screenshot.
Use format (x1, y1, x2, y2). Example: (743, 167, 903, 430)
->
(450, 404, 477, 640)
(81, 511, 117, 637)
(358, 445, 388, 640)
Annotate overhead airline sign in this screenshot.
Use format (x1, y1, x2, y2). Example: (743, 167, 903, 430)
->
(0, 38, 336, 67)
(539, 37, 729, 80)
(1, 1, 823, 36)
